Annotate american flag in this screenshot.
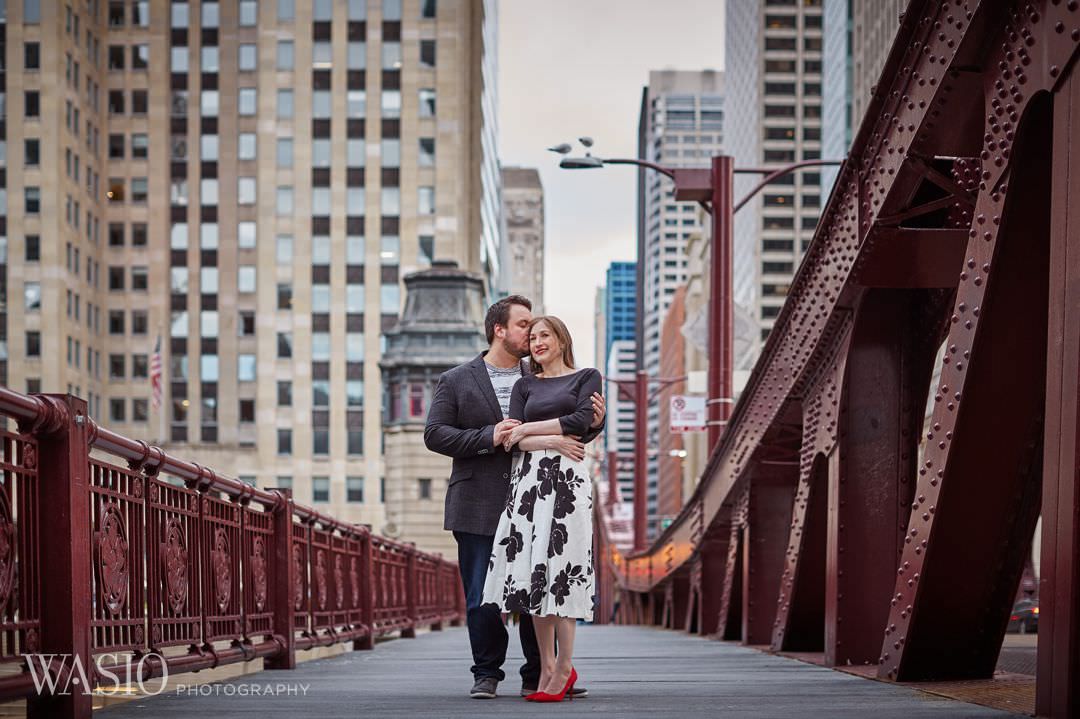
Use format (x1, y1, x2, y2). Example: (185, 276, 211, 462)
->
(150, 334, 163, 409)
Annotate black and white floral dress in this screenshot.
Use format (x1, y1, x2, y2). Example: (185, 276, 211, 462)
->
(481, 368, 602, 620)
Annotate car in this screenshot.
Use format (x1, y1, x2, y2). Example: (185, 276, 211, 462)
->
(1007, 598, 1039, 634)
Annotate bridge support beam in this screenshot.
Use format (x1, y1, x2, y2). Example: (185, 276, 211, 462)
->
(265, 488, 297, 670)
(1038, 61, 1080, 719)
(695, 536, 729, 636)
(880, 90, 1051, 684)
(744, 475, 797, 645)
(829, 292, 936, 666)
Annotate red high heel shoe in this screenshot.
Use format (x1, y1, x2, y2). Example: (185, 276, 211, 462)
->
(530, 667, 577, 703)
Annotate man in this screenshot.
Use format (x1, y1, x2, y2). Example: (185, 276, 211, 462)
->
(424, 295, 604, 699)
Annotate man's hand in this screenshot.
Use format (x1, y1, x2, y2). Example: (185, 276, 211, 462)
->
(492, 419, 521, 448)
(503, 423, 530, 452)
(590, 392, 606, 429)
(550, 435, 585, 462)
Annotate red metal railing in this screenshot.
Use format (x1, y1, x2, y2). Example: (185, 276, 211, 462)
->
(0, 389, 463, 717)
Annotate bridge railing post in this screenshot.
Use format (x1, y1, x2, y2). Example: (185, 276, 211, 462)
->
(353, 526, 375, 650)
(402, 542, 418, 638)
(264, 488, 296, 670)
(26, 395, 93, 719)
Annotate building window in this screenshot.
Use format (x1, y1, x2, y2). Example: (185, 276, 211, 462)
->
(381, 283, 400, 313)
(277, 0, 295, 21)
(418, 186, 435, 215)
(26, 331, 41, 357)
(239, 0, 257, 26)
(277, 380, 292, 406)
(312, 477, 329, 503)
(277, 331, 292, 358)
(383, 0, 401, 20)
(201, 90, 219, 117)
(110, 398, 126, 422)
(109, 354, 126, 379)
(25, 234, 41, 261)
(276, 186, 294, 215)
(240, 310, 256, 336)
(238, 132, 257, 160)
(132, 399, 149, 423)
(171, 46, 189, 72)
(313, 41, 332, 69)
(201, 178, 219, 205)
(348, 0, 366, 19)
(277, 283, 293, 310)
(131, 177, 148, 203)
(238, 88, 257, 116)
(419, 88, 436, 117)
(347, 90, 366, 118)
(171, 2, 189, 28)
(277, 429, 291, 455)
(381, 188, 400, 216)
(108, 45, 125, 70)
(238, 177, 256, 205)
(380, 235, 400, 264)
(276, 41, 294, 71)
(24, 0, 42, 23)
(347, 41, 366, 70)
(25, 187, 41, 213)
(381, 90, 401, 118)
(277, 89, 294, 119)
(131, 265, 149, 291)
(132, 133, 149, 158)
(238, 354, 257, 381)
(346, 477, 364, 502)
(418, 478, 432, 500)
(277, 138, 293, 168)
(419, 235, 435, 265)
(24, 137, 39, 166)
(109, 89, 126, 113)
(420, 39, 436, 68)
(419, 137, 435, 166)
(24, 91, 40, 118)
(238, 44, 257, 72)
(132, 44, 149, 70)
(238, 265, 256, 293)
(132, 354, 149, 378)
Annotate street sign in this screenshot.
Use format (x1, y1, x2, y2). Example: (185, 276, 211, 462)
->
(669, 395, 706, 433)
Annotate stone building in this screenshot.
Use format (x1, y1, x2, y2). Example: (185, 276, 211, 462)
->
(500, 167, 544, 311)
(380, 260, 486, 555)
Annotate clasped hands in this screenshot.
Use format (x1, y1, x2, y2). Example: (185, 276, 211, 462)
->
(492, 392, 605, 463)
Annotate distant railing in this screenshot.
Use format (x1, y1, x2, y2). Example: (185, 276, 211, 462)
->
(0, 389, 463, 718)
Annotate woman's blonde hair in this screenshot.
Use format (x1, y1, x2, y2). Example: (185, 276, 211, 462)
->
(528, 316, 576, 374)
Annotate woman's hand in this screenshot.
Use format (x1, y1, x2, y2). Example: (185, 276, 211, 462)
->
(549, 435, 585, 462)
(503, 424, 530, 452)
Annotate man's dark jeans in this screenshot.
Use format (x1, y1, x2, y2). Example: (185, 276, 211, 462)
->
(454, 530, 540, 683)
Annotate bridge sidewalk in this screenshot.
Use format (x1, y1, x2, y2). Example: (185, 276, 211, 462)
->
(99, 625, 1019, 717)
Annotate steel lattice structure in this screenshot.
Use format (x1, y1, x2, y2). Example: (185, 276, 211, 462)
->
(594, 2, 1080, 716)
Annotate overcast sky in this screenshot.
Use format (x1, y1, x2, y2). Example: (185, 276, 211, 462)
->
(498, 0, 725, 368)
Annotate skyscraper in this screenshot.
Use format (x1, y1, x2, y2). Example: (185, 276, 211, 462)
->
(636, 69, 724, 537)
(4, 0, 501, 529)
(601, 261, 636, 498)
(501, 166, 544, 311)
(604, 261, 636, 363)
(821, 0, 906, 190)
(726, 0, 825, 343)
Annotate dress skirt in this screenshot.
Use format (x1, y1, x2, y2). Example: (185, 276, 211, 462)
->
(481, 449, 595, 621)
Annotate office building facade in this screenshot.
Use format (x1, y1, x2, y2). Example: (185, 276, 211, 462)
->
(636, 69, 724, 537)
(501, 166, 543, 311)
(3, 0, 501, 530)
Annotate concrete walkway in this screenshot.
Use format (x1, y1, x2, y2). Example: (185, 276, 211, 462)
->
(100, 624, 1019, 717)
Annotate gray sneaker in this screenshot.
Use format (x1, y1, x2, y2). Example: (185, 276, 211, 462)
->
(470, 676, 498, 699)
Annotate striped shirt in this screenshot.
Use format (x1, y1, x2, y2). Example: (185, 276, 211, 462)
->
(485, 361, 522, 419)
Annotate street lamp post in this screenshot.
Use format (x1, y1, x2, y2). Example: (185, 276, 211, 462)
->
(606, 370, 684, 551)
(554, 140, 842, 549)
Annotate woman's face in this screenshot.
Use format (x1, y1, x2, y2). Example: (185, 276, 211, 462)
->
(529, 321, 561, 364)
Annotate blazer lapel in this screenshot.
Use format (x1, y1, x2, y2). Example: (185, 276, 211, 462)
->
(471, 354, 505, 421)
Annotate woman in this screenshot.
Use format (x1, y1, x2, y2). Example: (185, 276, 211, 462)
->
(481, 316, 602, 703)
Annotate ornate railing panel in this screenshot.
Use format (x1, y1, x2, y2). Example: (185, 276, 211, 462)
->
(0, 389, 462, 718)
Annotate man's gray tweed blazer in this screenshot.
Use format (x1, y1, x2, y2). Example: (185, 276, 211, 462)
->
(424, 352, 602, 537)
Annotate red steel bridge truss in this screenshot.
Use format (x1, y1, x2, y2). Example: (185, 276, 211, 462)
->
(593, 1, 1080, 716)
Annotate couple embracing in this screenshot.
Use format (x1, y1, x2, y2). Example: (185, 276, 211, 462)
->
(424, 295, 605, 702)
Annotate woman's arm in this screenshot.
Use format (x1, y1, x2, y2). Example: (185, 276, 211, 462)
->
(556, 369, 603, 436)
(516, 433, 585, 462)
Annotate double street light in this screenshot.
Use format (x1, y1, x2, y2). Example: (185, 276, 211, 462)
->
(553, 138, 843, 551)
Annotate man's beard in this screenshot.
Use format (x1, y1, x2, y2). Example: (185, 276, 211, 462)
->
(501, 337, 530, 359)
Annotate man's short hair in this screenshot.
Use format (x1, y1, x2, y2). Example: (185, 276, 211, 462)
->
(485, 295, 532, 344)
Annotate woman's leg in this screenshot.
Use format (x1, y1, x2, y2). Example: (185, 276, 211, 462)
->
(531, 615, 557, 691)
(542, 617, 577, 693)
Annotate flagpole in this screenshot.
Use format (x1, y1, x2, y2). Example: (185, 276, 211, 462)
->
(156, 328, 166, 445)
